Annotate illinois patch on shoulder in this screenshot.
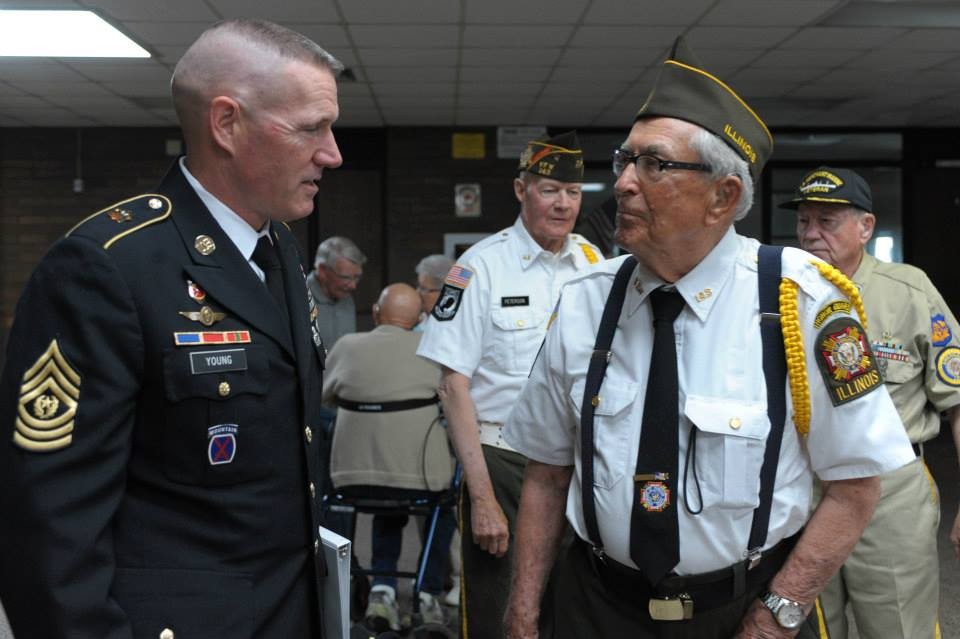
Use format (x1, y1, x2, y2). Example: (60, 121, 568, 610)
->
(14, 339, 81, 452)
(935, 346, 960, 387)
(932, 314, 953, 347)
(816, 317, 882, 406)
(432, 284, 464, 321)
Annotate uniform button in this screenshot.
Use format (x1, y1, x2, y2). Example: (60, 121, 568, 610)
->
(517, 320, 525, 327)
(309, 482, 316, 498)
(160, 629, 175, 639)
(218, 381, 231, 397)
(729, 417, 742, 430)
(304, 426, 313, 444)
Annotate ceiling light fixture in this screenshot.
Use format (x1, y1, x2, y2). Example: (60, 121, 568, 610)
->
(0, 10, 150, 57)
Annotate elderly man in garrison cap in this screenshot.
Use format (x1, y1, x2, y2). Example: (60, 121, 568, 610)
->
(502, 37, 913, 639)
(417, 131, 602, 638)
(783, 167, 960, 639)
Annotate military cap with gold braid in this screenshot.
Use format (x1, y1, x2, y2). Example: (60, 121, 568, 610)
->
(636, 36, 773, 180)
(517, 130, 584, 183)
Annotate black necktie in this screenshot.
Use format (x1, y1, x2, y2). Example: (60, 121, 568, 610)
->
(251, 235, 289, 320)
(630, 287, 685, 586)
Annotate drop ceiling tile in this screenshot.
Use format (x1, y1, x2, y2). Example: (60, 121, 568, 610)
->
(460, 67, 551, 83)
(0, 114, 26, 126)
(0, 82, 26, 97)
(3, 106, 95, 126)
(779, 27, 907, 49)
(121, 21, 210, 46)
(386, 110, 454, 125)
(458, 82, 543, 97)
(85, 0, 218, 21)
(584, 0, 714, 25)
(462, 48, 563, 66)
(89, 111, 168, 125)
(337, 82, 373, 97)
(372, 82, 456, 96)
(456, 108, 532, 124)
(364, 67, 457, 83)
(377, 94, 455, 110)
(569, 26, 677, 48)
(686, 27, 795, 49)
(350, 25, 459, 47)
(0, 96, 55, 109)
(846, 49, 957, 71)
(341, 0, 459, 23)
(457, 95, 536, 109)
(0, 60, 87, 83)
(699, 0, 840, 26)
(557, 47, 662, 67)
(358, 48, 459, 67)
(284, 24, 351, 48)
(731, 66, 830, 85)
(538, 83, 627, 101)
(151, 45, 190, 63)
(465, 0, 589, 24)
(61, 60, 172, 83)
(105, 81, 173, 98)
(44, 95, 140, 110)
(550, 66, 644, 83)
(695, 48, 767, 72)
(207, 0, 339, 21)
(886, 29, 960, 51)
(336, 112, 385, 126)
(751, 48, 863, 68)
(463, 25, 572, 47)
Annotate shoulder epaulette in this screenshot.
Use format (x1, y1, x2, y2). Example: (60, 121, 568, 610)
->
(66, 194, 172, 250)
(578, 242, 600, 264)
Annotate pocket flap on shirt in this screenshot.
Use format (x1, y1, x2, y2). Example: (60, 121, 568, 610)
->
(570, 379, 638, 417)
(684, 395, 769, 439)
(490, 308, 549, 331)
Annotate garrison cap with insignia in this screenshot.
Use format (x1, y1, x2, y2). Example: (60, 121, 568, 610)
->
(635, 36, 773, 180)
(779, 166, 873, 212)
(517, 130, 584, 183)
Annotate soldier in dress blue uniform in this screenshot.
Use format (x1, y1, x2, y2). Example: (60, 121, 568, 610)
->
(0, 19, 342, 639)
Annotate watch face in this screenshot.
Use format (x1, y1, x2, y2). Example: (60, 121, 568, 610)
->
(776, 602, 806, 629)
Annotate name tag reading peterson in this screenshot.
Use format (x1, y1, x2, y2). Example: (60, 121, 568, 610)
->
(189, 349, 248, 375)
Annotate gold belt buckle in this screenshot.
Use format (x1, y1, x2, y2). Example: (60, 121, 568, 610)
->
(648, 593, 694, 621)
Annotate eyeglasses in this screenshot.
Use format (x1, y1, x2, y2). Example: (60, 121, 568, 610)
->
(612, 149, 712, 182)
(331, 270, 362, 282)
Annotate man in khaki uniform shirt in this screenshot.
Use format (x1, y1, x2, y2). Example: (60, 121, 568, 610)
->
(785, 166, 960, 639)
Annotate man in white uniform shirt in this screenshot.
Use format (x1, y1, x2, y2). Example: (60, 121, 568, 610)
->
(417, 131, 602, 638)
(502, 37, 913, 639)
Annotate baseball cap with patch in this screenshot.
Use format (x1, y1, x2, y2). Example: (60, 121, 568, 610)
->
(779, 166, 873, 212)
(635, 36, 773, 181)
(517, 130, 584, 183)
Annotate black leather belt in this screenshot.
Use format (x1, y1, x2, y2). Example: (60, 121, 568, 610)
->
(582, 532, 799, 618)
(336, 395, 439, 413)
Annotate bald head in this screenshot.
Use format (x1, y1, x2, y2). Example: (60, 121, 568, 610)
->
(171, 19, 342, 142)
(373, 283, 423, 330)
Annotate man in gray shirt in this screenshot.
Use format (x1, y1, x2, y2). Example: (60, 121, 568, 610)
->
(309, 235, 366, 347)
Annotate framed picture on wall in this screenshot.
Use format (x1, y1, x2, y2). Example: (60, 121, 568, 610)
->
(443, 233, 490, 260)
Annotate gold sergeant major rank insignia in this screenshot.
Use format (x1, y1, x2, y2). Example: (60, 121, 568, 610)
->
(14, 339, 81, 452)
(815, 317, 882, 406)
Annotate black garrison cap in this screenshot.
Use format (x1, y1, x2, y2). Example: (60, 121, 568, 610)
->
(517, 130, 585, 183)
(779, 166, 873, 212)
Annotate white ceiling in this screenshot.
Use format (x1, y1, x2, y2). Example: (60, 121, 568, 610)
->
(1, 0, 959, 129)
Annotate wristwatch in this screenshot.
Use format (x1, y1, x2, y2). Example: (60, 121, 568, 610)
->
(760, 591, 806, 629)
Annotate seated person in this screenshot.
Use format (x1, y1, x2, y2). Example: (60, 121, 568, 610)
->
(322, 283, 456, 632)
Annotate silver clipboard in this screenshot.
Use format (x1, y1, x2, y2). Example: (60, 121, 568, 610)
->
(320, 525, 351, 639)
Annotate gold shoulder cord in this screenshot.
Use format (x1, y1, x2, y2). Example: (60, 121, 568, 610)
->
(779, 260, 869, 438)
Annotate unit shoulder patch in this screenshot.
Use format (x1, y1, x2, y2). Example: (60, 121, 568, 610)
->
(66, 193, 172, 250)
(813, 300, 852, 329)
(14, 339, 81, 452)
(815, 317, 882, 406)
(931, 314, 953, 347)
(935, 346, 960, 387)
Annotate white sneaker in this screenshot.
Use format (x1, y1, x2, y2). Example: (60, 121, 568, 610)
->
(442, 581, 460, 607)
(364, 585, 400, 632)
(418, 591, 448, 626)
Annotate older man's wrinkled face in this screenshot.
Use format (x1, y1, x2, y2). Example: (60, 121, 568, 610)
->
(315, 256, 362, 301)
(796, 203, 874, 277)
(613, 118, 716, 258)
(515, 174, 582, 253)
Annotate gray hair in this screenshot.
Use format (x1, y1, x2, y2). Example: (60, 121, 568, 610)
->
(171, 19, 343, 127)
(415, 254, 454, 284)
(689, 128, 754, 221)
(314, 236, 367, 269)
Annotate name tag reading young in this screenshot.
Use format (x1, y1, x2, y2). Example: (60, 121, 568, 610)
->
(189, 348, 248, 375)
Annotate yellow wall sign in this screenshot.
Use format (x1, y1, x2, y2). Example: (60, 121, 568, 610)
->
(452, 133, 486, 159)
